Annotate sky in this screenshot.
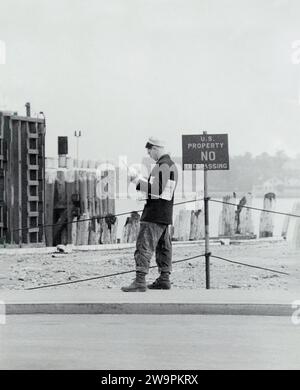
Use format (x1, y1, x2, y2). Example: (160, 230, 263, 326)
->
(0, 0, 300, 165)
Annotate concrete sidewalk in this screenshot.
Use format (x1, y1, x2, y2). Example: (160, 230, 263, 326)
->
(1, 288, 299, 316)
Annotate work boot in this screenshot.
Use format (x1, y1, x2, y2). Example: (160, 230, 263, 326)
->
(121, 272, 147, 292)
(148, 272, 171, 290)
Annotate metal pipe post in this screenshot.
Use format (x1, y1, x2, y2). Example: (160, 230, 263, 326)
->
(203, 132, 210, 289)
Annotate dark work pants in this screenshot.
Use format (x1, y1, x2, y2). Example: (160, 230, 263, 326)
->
(134, 221, 172, 275)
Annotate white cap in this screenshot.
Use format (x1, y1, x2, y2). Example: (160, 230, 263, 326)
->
(145, 137, 165, 148)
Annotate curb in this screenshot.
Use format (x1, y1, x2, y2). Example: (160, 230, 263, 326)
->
(5, 302, 293, 316)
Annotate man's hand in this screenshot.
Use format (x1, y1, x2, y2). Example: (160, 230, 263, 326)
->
(128, 166, 142, 184)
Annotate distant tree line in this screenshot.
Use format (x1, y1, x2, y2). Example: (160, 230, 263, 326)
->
(208, 151, 300, 192)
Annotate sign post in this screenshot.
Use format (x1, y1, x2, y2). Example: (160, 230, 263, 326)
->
(182, 132, 229, 289)
(203, 132, 210, 289)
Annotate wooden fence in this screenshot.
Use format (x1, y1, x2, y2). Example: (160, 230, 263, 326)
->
(45, 158, 117, 246)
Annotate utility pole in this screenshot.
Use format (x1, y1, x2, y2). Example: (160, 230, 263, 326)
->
(74, 131, 82, 168)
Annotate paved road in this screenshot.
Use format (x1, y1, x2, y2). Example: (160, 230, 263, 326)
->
(1, 315, 300, 369)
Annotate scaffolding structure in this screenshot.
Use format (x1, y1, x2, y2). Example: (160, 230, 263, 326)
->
(0, 111, 45, 245)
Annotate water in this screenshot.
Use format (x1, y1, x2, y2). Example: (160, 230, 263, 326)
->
(115, 197, 299, 239)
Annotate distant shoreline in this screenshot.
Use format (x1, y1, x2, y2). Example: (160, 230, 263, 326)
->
(204, 192, 300, 199)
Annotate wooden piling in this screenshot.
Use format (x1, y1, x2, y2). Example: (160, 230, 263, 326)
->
(122, 211, 140, 243)
(77, 170, 89, 245)
(77, 212, 89, 245)
(282, 202, 299, 239)
(218, 193, 236, 237)
(173, 210, 192, 241)
(45, 170, 56, 246)
(235, 193, 254, 236)
(259, 193, 276, 238)
(65, 169, 76, 244)
(282, 215, 289, 239)
(95, 169, 102, 244)
(53, 170, 68, 245)
(189, 210, 205, 240)
(87, 171, 98, 245)
(98, 168, 118, 244)
(286, 202, 300, 249)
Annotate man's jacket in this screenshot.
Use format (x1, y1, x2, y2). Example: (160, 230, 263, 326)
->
(136, 154, 178, 225)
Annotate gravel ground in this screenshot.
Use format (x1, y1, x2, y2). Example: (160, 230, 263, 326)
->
(0, 241, 299, 291)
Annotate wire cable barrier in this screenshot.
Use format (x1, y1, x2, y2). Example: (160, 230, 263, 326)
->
(11, 198, 205, 233)
(26, 254, 206, 290)
(10, 197, 300, 234)
(209, 198, 300, 219)
(27, 250, 289, 290)
(27, 251, 289, 290)
(210, 255, 289, 276)
(2, 195, 296, 290)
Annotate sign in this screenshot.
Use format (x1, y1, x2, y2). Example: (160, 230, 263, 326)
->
(58, 136, 68, 155)
(182, 133, 229, 170)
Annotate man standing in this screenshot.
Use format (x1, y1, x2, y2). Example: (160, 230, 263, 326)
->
(122, 137, 178, 292)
